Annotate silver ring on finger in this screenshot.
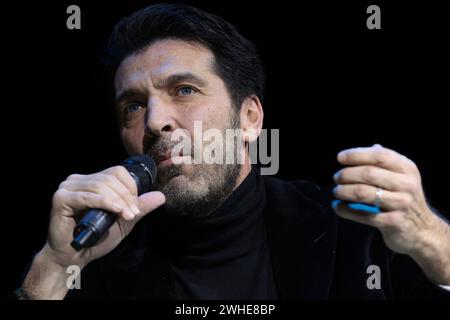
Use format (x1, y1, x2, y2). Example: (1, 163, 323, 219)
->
(374, 187, 384, 208)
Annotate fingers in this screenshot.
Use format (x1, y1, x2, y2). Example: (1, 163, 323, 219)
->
(333, 184, 413, 211)
(337, 144, 419, 175)
(333, 144, 421, 212)
(332, 144, 432, 243)
(55, 166, 145, 221)
(135, 191, 166, 220)
(53, 189, 135, 220)
(101, 166, 138, 196)
(334, 165, 414, 192)
(62, 175, 140, 216)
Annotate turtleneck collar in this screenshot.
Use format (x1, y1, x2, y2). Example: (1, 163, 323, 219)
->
(147, 166, 266, 266)
(145, 166, 278, 299)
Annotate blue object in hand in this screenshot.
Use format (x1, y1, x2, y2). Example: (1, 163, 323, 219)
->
(332, 200, 381, 215)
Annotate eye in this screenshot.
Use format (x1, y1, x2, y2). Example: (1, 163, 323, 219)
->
(125, 103, 143, 114)
(176, 86, 195, 96)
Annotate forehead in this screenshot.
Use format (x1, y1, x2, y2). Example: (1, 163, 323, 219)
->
(114, 39, 215, 91)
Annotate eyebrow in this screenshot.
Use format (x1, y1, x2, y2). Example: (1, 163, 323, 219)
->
(115, 72, 208, 106)
(154, 72, 208, 89)
(115, 89, 145, 106)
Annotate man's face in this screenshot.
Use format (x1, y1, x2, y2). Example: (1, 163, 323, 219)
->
(114, 39, 241, 217)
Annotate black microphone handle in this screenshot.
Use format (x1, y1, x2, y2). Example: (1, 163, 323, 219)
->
(71, 209, 118, 250)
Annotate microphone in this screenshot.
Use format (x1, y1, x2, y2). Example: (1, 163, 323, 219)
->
(71, 155, 157, 251)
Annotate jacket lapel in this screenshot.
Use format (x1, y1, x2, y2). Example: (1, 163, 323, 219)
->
(264, 178, 338, 299)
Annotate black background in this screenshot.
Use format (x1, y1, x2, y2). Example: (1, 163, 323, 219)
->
(0, 0, 449, 298)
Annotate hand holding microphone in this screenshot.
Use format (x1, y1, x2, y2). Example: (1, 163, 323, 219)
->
(71, 155, 159, 250)
(37, 155, 166, 275)
(20, 155, 166, 299)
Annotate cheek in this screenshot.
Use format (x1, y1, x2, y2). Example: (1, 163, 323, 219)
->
(185, 105, 228, 131)
(121, 127, 144, 154)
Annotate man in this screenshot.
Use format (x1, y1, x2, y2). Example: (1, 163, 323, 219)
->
(16, 4, 450, 299)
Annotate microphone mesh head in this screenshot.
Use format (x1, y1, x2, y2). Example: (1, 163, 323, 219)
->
(122, 155, 157, 194)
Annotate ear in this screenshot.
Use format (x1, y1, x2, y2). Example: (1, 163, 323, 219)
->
(239, 95, 264, 143)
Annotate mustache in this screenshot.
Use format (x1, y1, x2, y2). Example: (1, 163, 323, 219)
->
(144, 133, 193, 165)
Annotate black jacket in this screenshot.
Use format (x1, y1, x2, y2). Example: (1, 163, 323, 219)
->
(67, 171, 449, 299)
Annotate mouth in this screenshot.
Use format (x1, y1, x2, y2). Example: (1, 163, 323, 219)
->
(154, 150, 191, 170)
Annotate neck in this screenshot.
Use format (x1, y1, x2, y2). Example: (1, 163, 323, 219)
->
(148, 166, 266, 262)
(233, 156, 252, 191)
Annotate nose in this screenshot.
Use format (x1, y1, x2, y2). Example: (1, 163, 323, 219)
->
(144, 96, 178, 137)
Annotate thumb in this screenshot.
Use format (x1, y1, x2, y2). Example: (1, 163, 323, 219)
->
(135, 191, 166, 220)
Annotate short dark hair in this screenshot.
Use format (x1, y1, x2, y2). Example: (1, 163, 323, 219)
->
(103, 3, 265, 110)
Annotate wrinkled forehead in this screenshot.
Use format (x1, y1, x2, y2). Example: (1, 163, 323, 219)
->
(114, 39, 215, 93)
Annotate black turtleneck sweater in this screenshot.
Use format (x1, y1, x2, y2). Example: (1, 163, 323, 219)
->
(146, 167, 278, 299)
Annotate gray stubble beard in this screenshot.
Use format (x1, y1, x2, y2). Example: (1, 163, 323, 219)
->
(151, 111, 241, 218)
